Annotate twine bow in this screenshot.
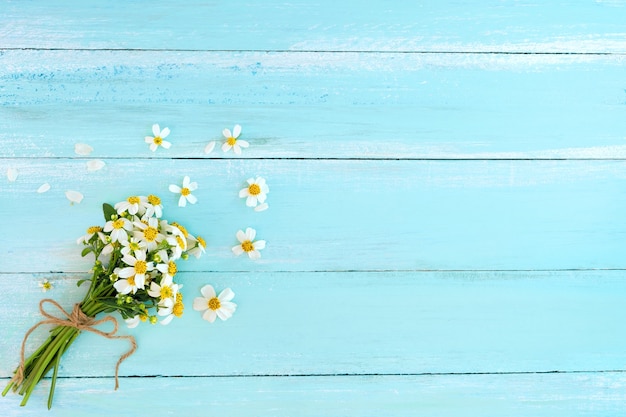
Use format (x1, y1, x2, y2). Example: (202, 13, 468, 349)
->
(12, 299, 137, 390)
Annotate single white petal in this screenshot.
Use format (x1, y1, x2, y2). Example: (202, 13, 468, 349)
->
(246, 178, 255, 185)
(152, 124, 160, 137)
(256, 177, 266, 186)
(254, 203, 269, 212)
(248, 250, 261, 260)
(178, 195, 187, 207)
(186, 194, 198, 204)
(114, 280, 130, 294)
(7, 167, 18, 182)
(218, 288, 235, 302)
(221, 142, 232, 152)
(239, 188, 249, 198)
(216, 309, 231, 321)
(245, 227, 256, 241)
(161, 140, 172, 149)
(256, 193, 267, 204)
(126, 316, 140, 329)
(204, 141, 216, 154)
(236, 230, 246, 243)
(254, 240, 266, 250)
(118, 267, 135, 278)
(149, 143, 158, 152)
(86, 159, 106, 171)
(222, 128, 232, 138)
(188, 181, 198, 191)
(193, 296, 208, 311)
(221, 301, 237, 311)
(145, 136, 153, 144)
(232, 245, 244, 256)
(182, 176, 191, 187)
(74, 143, 93, 156)
(237, 140, 250, 148)
(232, 124, 242, 138)
(203, 309, 217, 323)
(200, 284, 216, 300)
(37, 183, 51, 193)
(160, 127, 170, 138)
(160, 315, 174, 325)
(246, 195, 257, 207)
(65, 190, 84, 204)
(233, 144, 242, 155)
(169, 184, 182, 193)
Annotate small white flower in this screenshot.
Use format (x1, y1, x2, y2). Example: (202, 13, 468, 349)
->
(232, 227, 266, 260)
(77, 225, 106, 245)
(148, 274, 178, 301)
(169, 176, 198, 207)
(115, 195, 146, 215)
(120, 237, 147, 256)
(86, 160, 106, 171)
(239, 177, 269, 208)
(115, 251, 153, 294)
(145, 124, 171, 152)
(104, 217, 133, 243)
(37, 183, 51, 193)
(221, 124, 248, 155)
(193, 285, 236, 323)
(38, 279, 53, 292)
(74, 143, 93, 156)
(204, 141, 216, 154)
(133, 217, 165, 251)
(65, 190, 84, 204)
(144, 194, 163, 218)
(7, 168, 18, 182)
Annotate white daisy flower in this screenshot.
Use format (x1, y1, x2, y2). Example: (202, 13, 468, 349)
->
(193, 285, 236, 323)
(145, 124, 171, 152)
(115, 195, 146, 215)
(221, 124, 248, 155)
(144, 194, 163, 218)
(115, 251, 153, 294)
(156, 259, 178, 279)
(158, 293, 185, 325)
(38, 279, 53, 292)
(120, 237, 147, 256)
(239, 176, 269, 208)
(133, 217, 165, 252)
(187, 236, 207, 259)
(169, 176, 198, 207)
(104, 217, 133, 243)
(232, 227, 266, 260)
(148, 275, 179, 303)
(77, 225, 106, 245)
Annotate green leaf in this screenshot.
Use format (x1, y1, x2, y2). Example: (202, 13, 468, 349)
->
(81, 247, 92, 257)
(76, 279, 89, 287)
(102, 203, 116, 221)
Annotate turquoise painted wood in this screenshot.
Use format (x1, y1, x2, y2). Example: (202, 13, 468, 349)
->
(2, 1, 626, 414)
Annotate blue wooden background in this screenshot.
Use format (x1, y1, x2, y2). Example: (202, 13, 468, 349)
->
(2, 1, 626, 415)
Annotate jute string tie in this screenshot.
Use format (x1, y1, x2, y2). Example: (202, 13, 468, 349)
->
(12, 299, 136, 390)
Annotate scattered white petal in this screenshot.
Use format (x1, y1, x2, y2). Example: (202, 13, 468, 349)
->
(254, 203, 269, 212)
(74, 143, 94, 156)
(7, 167, 18, 182)
(37, 183, 51, 193)
(204, 141, 216, 154)
(86, 159, 106, 171)
(65, 190, 84, 204)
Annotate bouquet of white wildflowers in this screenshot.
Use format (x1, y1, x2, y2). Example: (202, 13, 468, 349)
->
(3, 194, 206, 409)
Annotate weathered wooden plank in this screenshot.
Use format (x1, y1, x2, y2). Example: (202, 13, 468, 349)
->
(2, 271, 625, 378)
(1, 159, 625, 272)
(2, 50, 625, 159)
(2, 371, 626, 416)
(2, 1, 626, 53)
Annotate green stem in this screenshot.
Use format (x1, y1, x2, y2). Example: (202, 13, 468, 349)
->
(47, 344, 64, 410)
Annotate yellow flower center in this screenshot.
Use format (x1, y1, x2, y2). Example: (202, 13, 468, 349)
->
(112, 219, 125, 229)
(168, 261, 177, 276)
(208, 297, 221, 311)
(160, 285, 173, 299)
(176, 293, 183, 303)
(144, 227, 158, 241)
(227, 137, 237, 146)
(130, 242, 140, 251)
(173, 302, 184, 318)
(87, 226, 102, 234)
(147, 194, 161, 205)
(181, 187, 191, 196)
(134, 260, 147, 274)
(42, 282, 52, 290)
(176, 235, 186, 249)
(127, 196, 140, 204)
(127, 276, 136, 287)
(171, 222, 189, 237)
(197, 236, 206, 248)
(140, 314, 148, 322)
(248, 184, 261, 196)
(241, 240, 254, 252)
(153, 136, 163, 145)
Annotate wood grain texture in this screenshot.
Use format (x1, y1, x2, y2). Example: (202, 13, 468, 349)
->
(1, 159, 625, 272)
(1, 50, 626, 159)
(3, 373, 626, 417)
(2, 1, 626, 53)
(2, 271, 625, 379)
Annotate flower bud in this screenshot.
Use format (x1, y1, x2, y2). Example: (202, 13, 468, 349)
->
(149, 316, 158, 324)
